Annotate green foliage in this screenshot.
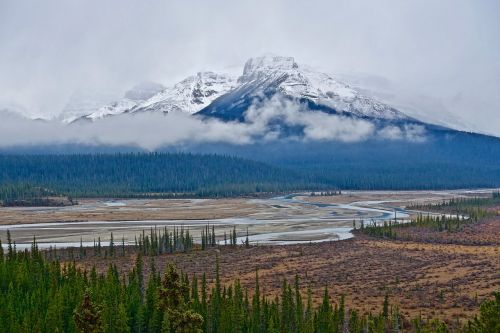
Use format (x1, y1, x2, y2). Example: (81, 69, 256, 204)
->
(158, 264, 203, 333)
(74, 290, 104, 333)
(0, 183, 70, 206)
(361, 192, 499, 240)
(466, 292, 500, 333)
(360, 214, 477, 239)
(0, 237, 495, 332)
(410, 193, 500, 218)
(0, 153, 320, 198)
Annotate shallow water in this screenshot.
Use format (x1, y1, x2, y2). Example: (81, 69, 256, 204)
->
(0, 191, 479, 249)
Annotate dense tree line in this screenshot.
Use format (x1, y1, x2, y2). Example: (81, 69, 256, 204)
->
(0, 153, 325, 198)
(358, 192, 499, 240)
(5, 222, 270, 264)
(2, 149, 500, 200)
(410, 192, 500, 216)
(1, 239, 497, 332)
(0, 183, 74, 207)
(0, 183, 49, 201)
(358, 214, 477, 239)
(39, 224, 245, 262)
(189, 135, 500, 190)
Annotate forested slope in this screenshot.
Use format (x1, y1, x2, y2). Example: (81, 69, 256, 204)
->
(0, 153, 318, 198)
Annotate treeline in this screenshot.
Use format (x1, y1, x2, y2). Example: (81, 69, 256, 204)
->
(358, 214, 478, 240)
(2, 151, 499, 200)
(195, 137, 500, 190)
(0, 153, 324, 198)
(410, 192, 500, 215)
(0, 242, 498, 332)
(0, 183, 74, 207)
(358, 192, 499, 240)
(33, 225, 249, 262)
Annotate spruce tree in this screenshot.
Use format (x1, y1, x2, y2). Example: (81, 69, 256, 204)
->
(252, 270, 261, 333)
(7, 229, 13, 260)
(295, 274, 304, 333)
(158, 264, 203, 333)
(73, 290, 104, 333)
(245, 228, 250, 248)
(232, 226, 237, 246)
(109, 232, 115, 257)
(383, 293, 389, 318)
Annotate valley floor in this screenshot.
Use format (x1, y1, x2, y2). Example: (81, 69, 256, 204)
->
(75, 217, 500, 326)
(1, 190, 492, 247)
(1, 190, 498, 326)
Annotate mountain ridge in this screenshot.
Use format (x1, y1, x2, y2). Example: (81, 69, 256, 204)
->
(63, 55, 421, 127)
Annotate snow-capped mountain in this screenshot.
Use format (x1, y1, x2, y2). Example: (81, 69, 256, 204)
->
(124, 82, 165, 102)
(199, 55, 409, 121)
(71, 72, 237, 122)
(130, 72, 237, 115)
(60, 90, 121, 123)
(60, 83, 164, 123)
(65, 55, 414, 124)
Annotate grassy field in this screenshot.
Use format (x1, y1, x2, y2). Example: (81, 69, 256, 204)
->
(72, 216, 499, 326)
(2, 191, 497, 328)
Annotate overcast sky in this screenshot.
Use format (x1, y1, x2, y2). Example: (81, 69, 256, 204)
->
(1, 0, 499, 135)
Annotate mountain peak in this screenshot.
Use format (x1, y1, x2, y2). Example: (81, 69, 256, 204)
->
(66, 55, 410, 123)
(124, 82, 165, 102)
(242, 55, 298, 81)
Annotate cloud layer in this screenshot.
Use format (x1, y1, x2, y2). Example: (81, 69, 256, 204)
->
(0, 97, 425, 150)
(0, 0, 499, 135)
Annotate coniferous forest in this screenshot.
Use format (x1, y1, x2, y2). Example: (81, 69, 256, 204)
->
(2, 2, 500, 333)
(1, 151, 500, 202)
(0, 239, 498, 333)
(0, 153, 321, 199)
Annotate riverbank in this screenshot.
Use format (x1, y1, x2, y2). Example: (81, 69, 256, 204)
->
(72, 217, 499, 324)
(0, 190, 495, 249)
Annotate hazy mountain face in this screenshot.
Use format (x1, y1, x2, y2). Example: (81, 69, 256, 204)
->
(61, 55, 410, 124)
(1, 1, 499, 134)
(0, 54, 492, 150)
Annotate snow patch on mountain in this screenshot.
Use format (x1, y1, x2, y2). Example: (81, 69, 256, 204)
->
(73, 72, 237, 122)
(124, 82, 165, 102)
(64, 55, 421, 124)
(60, 90, 121, 123)
(84, 99, 138, 121)
(333, 72, 479, 132)
(133, 72, 237, 114)
(240, 55, 298, 82)
(236, 55, 408, 121)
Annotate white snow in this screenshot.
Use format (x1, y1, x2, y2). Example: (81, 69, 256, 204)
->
(73, 71, 237, 122)
(135, 71, 237, 114)
(239, 55, 408, 120)
(63, 54, 410, 122)
(85, 98, 137, 120)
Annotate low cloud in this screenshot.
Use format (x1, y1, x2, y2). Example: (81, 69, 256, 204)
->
(378, 124, 427, 142)
(0, 97, 426, 150)
(244, 96, 376, 142)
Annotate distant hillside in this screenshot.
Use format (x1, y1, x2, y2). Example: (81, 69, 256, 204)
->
(183, 130, 500, 190)
(1, 132, 500, 197)
(0, 183, 74, 207)
(0, 153, 319, 198)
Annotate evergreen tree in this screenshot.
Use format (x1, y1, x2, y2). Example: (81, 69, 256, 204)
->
(245, 228, 250, 248)
(158, 264, 203, 333)
(252, 270, 261, 333)
(467, 292, 500, 333)
(294, 275, 304, 333)
(73, 290, 104, 333)
(383, 293, 389, 318)
(109, 232, 115, 257)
